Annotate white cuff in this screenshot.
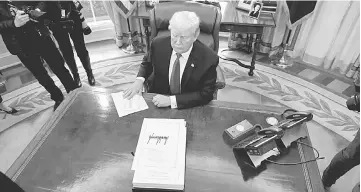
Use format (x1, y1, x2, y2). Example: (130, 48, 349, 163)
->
(135, 77, 146, 92)
(136, 77, 145, 83)
(170, 96, 177, 109)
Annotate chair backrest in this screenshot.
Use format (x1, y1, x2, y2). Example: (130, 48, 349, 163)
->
(149, 1, 222, 52)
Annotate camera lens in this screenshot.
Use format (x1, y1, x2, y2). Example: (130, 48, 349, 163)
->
(347, 94, 360, 112)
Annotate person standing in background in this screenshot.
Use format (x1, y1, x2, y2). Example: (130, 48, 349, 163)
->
(38, 1, 95, 87)
(0, 171, 25, 192)
(0, 1, 77, 111)
(102, 0, 148, 48)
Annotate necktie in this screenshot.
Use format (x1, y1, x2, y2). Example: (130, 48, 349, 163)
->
(170, 53, 182, 94)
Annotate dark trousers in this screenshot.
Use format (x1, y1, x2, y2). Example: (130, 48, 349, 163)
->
(322, 129, 360, 188)
(17, 35, 77, 102)
(51, 18, 92, 78)
(0, 171, 24, 192)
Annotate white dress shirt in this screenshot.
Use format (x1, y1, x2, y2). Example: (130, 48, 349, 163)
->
(136, 45, 193, 108)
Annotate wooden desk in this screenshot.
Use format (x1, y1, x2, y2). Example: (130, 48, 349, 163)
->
(220, 6, 276, 76)
(8, 87, 324, 192)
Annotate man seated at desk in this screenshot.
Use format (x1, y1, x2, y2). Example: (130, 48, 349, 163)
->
(123, 11, 218, 109)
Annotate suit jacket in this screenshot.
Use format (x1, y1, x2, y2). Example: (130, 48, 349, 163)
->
(0, 1, 49, 55)
(0, 2, 23, 55)
(37, 1, 79, 23)
(137, 36, 218, 109)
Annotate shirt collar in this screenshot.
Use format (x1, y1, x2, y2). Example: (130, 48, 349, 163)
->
(172, 44, 193, 59)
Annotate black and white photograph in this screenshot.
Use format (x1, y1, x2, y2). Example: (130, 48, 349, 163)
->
(0, 1, 358, 192)
(248, 1, 263, 19)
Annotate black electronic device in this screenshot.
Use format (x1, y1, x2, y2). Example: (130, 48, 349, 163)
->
(245, 135, 278, 156)
(257, 126, 284, 138)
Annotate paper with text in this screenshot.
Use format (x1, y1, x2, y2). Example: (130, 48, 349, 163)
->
(132, 118, 186, 170)
(132, 118, 187, 190)
(111, 91, 148, 117)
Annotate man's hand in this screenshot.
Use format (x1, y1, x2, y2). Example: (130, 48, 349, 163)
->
(152, 94, 171, 108)
(14, 11, 29, 27)
(123, 79, 143, 99)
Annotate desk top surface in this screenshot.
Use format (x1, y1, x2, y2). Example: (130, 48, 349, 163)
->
(9, 87, 323, 192)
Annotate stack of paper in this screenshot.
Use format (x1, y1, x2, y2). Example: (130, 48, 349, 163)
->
(111, 91, 148, 117)
(132, 118, 187, 191)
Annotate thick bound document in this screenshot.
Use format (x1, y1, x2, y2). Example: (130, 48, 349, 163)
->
(132, 118, 187, 191)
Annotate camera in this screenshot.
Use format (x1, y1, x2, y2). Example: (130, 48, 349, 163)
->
(346, 80, 360, 112)
(8, 4, 48, 24)
(72, 1, 92, 35)
(23, 6, 47, 23)
(8, 3, 52, 37)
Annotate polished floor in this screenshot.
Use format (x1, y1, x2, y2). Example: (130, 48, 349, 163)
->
(0, 38, 359, 192)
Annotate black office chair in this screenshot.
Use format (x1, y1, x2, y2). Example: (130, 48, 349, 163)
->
(147, 1, 226, 99)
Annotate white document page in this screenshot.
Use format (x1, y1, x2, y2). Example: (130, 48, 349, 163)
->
(111, 91, 148, 117)
(131, 118, 186, 170)
(132, 118, 187, 190)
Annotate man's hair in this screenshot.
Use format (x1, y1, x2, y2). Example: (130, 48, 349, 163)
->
(168, 11, 200, 36)
(254, 3, 261, 9)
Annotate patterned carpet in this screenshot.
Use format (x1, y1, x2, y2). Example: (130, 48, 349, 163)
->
(0, 55, 359, 141)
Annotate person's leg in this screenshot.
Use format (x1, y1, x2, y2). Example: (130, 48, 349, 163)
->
(111, 1, 125, 47)
(69, 19, 95, 86)
(322, 130, 360, 187)
(102, 0, 115, 25)
(17, 52, 64, 103)
(38, 35, 77, 93)
(0, 171, 25, 192)
(51, 26, 82, 87)
(103, 0, 123, 47)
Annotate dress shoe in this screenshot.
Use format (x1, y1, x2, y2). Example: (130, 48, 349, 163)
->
(54, 100, 63, 111)
(0, 107, 18, 114)
(87, 73, 95, 86)
(80, 55, 95, 86)
(73, 74, 82, 88)
(115, 36, 123, 48)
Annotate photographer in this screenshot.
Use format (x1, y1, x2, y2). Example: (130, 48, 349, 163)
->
(0, 1, 77, 110)
(39, 1, 95, 87)
(322, 77, 360, 192)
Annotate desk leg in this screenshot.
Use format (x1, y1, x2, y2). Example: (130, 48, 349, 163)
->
(250, 34, 261, 76)
(145, 26, 150, 51)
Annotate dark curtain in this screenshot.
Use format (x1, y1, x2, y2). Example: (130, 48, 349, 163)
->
(286, 1, 317, 24)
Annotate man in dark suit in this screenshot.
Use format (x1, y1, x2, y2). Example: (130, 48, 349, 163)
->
(0, 1, 77, 110)
(0, 171, 25, 192)
(124, 11, 218, 109)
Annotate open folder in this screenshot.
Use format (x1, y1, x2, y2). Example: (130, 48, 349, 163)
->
(111, 91, 148, 117)
(132, 118, 187, 190)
